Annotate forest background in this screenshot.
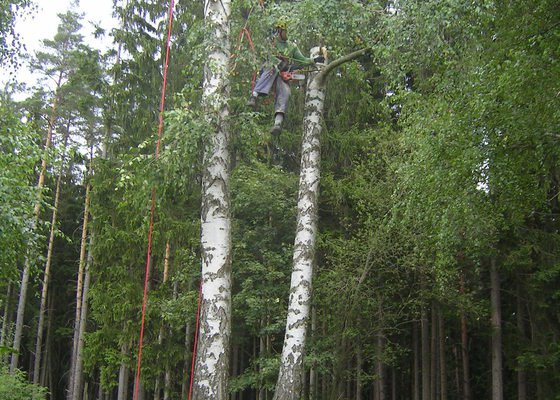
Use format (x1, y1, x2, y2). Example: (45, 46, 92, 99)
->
(1, 0, 559, 399)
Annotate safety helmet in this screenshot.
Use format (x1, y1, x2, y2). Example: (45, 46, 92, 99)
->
(275, 16, 288, 30)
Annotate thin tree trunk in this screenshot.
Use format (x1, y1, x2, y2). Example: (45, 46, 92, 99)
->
(34, 121, 71, 384)
(72, 235, 94, 400)
(438, 307, 447, 400)
(41, 289, 55, 388)
(490, 258, 503, 400)
(460, 272, 471, 400)
(10, 72, 62, 373)
(0, 283, 12, 365)
(191, 1, 232, 399)
(412, 322, 420, 400)
(376, 334, 386, 400)
(118, 344, 130, 400)
(421, 303, 430, 400)
(430, 304, 437, 400)
(356, 344, 363, 400)
(154, 241, 171, 400)
(516, 283, 527, 400)
(68, 174, 92, 399)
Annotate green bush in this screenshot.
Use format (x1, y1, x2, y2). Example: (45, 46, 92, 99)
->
(0, 366, 47, 400)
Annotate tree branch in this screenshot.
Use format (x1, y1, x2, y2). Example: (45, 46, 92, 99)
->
(316, 47, 371, 85)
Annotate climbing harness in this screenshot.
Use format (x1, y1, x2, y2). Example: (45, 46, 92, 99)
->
(133, 1, 174, 400)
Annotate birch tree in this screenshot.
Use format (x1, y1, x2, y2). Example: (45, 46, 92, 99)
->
(273, 47, 369, 400)
(191, 0, 232, 398)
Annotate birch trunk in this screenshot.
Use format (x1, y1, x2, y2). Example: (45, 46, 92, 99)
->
(34, 121, 71, 384)
(272, 48, 325, 400)
(191, 0, 232, 398)
(490, 258, 503, 400)
(272, 47, 368, 400)
(10, 79, 61, 373)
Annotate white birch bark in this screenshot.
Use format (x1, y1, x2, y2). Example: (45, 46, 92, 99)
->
(273, 48, 325, 400)
(192, 0, 232, 399)
(273, 47, 369, 400)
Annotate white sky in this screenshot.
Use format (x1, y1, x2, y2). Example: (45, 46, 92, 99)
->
(2, 0, 117, 95)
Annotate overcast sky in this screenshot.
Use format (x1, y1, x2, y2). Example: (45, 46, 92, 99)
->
(2, 0, 117, 94)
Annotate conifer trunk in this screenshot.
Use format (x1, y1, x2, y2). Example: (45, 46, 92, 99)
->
(68, 174, 92, 399)
(34, 121, 71, 384)
(516, 285, 527, 400)
(438, 307, 447, 400)
(459, 272, 471, 400)
(412, 322, 420, 400)
(421, 303, 430, 400)
(490, 258, 503, 400)
(118, 343, 130, 400)
(192, 0, 232, 398)
(71, 235, 94, 400)
(10, 78, 61, 373)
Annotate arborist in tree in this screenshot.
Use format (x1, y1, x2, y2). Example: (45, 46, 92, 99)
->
(246, 16, 325, 136)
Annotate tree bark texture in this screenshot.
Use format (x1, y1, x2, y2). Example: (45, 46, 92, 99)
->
(68, 178, 91, 399)
(192, 1, 232, 399)
(34, 123, 70, 384)
(10, 83, 60, 373)
(273, 48, 326, 400)
(490, 258, 503, 400)
(460, 272, 471, 400)
(421, 303, 430, 400)
(71, 235, 94, 400)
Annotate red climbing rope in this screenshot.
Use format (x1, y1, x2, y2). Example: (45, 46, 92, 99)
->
(133, 1, 174, 400)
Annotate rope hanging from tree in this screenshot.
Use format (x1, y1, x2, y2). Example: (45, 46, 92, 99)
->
(133, 1, 175, 399)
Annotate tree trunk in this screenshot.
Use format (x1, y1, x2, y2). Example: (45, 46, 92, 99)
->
(154, 241, 171, 400)
(516, 283, 527, 400)
(356, 344, 363, 400)
(459, 272, 471, 400)
(68, 175, 92, 399)
(0, 283, 12, 365)
(376, 334, 386, 400)
(273, 48, 326, 400)
(490, 258, 503, 400)
(421, 303, 430, 400)
(10, 72, 61, 373)
(272, 46, 369, 400)
(118, 344, 130, 400)
(191, 1, 232, 399)
(438, 307, 447, 400)
(412, 322, 420, 400)
(71, 235, 94, 400)
(34, 121, 71, 384)
(430, 304, 437, 400)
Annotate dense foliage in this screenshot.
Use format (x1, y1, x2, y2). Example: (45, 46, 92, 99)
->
(1, 0, 559, 399)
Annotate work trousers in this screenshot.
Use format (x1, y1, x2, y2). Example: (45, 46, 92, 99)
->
(253, 68, 291, 114)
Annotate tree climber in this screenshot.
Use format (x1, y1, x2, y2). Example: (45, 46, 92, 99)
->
(247, 16, 325, 136)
